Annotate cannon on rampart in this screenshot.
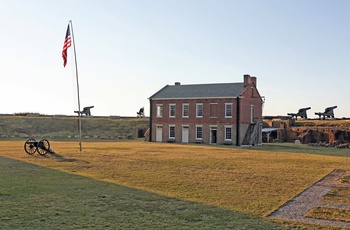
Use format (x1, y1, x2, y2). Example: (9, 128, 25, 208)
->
(137, 107, 145, 118)
(288, 107, 311, 119)
(74, 106, 94, 116)
(315, 106, 337, 120)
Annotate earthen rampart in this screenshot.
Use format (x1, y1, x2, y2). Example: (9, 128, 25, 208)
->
(263, 117, 350, 147)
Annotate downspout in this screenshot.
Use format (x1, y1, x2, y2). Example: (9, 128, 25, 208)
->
(236, 96, 240, 146)
(149, 98, 153, 142)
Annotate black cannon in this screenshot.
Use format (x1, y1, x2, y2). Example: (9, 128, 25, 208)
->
(288, 107, 311, 119)
(24, 139, 51, 155)
(315, 106, 337, 120)
(74, 106, 94, 116)
(137, 107, 144, 118)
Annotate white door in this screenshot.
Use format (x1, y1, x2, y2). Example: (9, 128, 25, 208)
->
(182, 126, 189, 143)
(156, 126, 162, 142)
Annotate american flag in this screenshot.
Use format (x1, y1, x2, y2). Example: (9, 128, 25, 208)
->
(62, 24, 71, 67)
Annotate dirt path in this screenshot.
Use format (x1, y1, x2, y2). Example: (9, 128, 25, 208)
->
(269, 169, 350, 228)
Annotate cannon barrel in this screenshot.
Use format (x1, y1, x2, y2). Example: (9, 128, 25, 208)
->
(298, 107, 311, 113)
(288, 107, 311, 119)
(315, 106, 337, 119)
(300, 107, 311, 110)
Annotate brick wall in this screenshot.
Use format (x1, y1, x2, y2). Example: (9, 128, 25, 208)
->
(150, 95, 262, 145)
(149, 77, 263, 145)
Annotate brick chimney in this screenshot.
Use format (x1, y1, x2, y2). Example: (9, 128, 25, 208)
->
(250, 76, 257, 87)
(243, 74, 257, 87)
(243, 74, 251, 87)
(175, 82, 181, 86)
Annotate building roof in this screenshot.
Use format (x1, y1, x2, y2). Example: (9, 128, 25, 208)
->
(262, 128, 279, 133)
(150, 82, 246, 99)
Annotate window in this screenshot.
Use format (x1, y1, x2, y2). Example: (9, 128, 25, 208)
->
(156, 104, 163, 117)
(225, 103, 232, 118)
(196, 103, 203, 118)
(225, 126, 232, 141)
(169, 104, 176, 118)
(210, 103, 217, 118)
(169, 125, 175, 139)
(182, 104, 189, 118)
(196, 126, 203, 139)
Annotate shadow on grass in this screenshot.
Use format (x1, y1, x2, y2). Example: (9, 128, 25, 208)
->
(0, 156, 285, 230)
(28, 151, 90, 164)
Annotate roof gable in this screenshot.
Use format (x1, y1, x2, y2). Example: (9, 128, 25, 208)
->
(150, 83, 245, 99)
(241, 81, 263, 102)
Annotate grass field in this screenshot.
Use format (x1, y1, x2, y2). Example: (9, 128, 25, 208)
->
(1, 140, 350, 229)
(1, 156, 282, 229)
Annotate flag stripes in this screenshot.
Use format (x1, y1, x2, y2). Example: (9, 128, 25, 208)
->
(62, 24, 71, 67)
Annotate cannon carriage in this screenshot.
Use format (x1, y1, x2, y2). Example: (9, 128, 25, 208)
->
(137, 107, 145, 118)
(315, 106, 337, 120)
(288, 107, 311, 119)
(24, 139, 52, 155)
(74, 106, 94, 116)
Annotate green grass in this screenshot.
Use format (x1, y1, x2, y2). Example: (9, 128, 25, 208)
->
(0, 116, 149, 139)
(0, 156, 284, 229)
(3, 140, 350, 229)
(248, 143, 350, 157)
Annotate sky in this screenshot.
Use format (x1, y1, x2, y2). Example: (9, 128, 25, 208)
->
(0, 0, 349, 118)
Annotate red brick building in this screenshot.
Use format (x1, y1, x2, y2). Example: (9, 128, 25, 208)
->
(148, 74, 264, 146)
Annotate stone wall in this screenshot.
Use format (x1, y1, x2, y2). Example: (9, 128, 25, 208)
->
(263, 118, 350, 145)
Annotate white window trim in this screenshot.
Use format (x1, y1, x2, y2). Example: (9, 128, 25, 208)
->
(169, 125, 175, 139)
(182, 103, 190, 118)
(196, 103, 203, 118)
(225, 103, 233, 118)
(169, 104, 176, 118)
(251, 104, 254, 123)
(156, 104, 163, 118)
(195, 125, 203, 140)
(224, 125, 233, 141)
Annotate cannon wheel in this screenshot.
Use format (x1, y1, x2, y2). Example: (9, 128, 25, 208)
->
(24, 138, 37, 155)
(37, 139, 50, 156)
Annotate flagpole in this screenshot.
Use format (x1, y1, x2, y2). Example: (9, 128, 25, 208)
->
(69, 20, 82, 152)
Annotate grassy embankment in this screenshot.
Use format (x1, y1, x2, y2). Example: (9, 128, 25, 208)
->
(294, 119, 350, 127)
(1, 141, 350, 229)
(0, 116, 149, 139)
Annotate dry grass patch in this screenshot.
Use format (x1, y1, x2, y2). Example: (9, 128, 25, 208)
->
(2, 141, 350, 218)
(340, 173, 350, 184)
(321, 172, 350, 205)
(305, 207, 350, 223)
(322, 188, 350, 205)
